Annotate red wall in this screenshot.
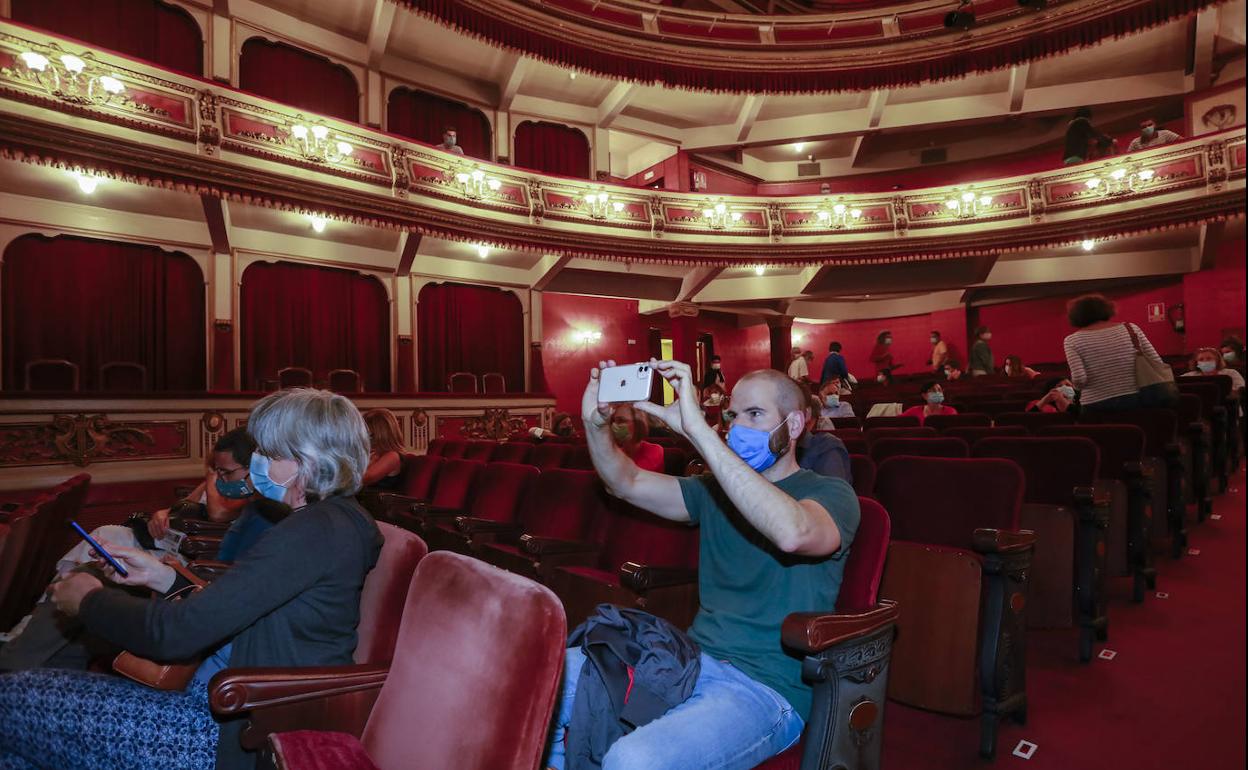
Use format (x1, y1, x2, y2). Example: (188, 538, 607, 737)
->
(1183, 237, 1246, 349)
(541, 293, 649, 418)
(791, 311, 966, 379)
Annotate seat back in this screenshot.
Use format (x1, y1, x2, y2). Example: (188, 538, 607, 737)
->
(460, 441, 497, 462)
(327, 369, 363, 393)
(849, 454, 876, 497)
(438, 440, 469, 460)
(941, 425, 1027, 443)
(24, 358, 79, 391)
(869, 437, 969, 464)
(830, 417, 862, 430)
(530, 443, 569, 471)
(863, 415, 920, 429)
(353, 522, 428, 665)
(1176, 379, 1222, 418)
(361, 552, 565, 770)
(597, 499, 700, 572)
(840, 437, 868, 456)
(662, 446, 688, 476)
(515, 469, 604, 541)
(561, 446, 595, 471)
(865, 426, 938, 444)
(0, 474, 91, 630)
(399, 455, 442, 499)
(428, 459, 486, 510)
(489, 442, 533, 465)
(875, 457, 1023, 549)
(995, 411, 1076, 433)
(1176, 393, 1204, 425)
(835, 497, 892, 613)
(466, 462, 541, 523)
(1080, 409, 1178, 459)
(99, 361, 147, 392)
(972, 437, 1099, 506)
(425, 438, 449, 456)
(277, 367, 313, 388)
(922, 413, 991, 431)
(447, 372, 479, 393)
(481, 372, 506, 394)
(1036, 425, 1145, 482)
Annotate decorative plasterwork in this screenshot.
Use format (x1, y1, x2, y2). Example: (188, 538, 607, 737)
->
(0, 23, 1243, 268)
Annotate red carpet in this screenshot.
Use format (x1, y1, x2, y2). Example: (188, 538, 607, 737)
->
(883, 467, 1247, 770)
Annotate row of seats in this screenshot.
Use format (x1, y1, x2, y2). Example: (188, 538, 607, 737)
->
(425, 438, 692, 476)
(0, 474, 92, 630)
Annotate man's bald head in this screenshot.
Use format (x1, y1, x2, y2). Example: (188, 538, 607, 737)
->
(735, 369, 808, 418)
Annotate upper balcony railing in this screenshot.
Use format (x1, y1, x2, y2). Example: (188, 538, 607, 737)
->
(0, 21, 1243, 268)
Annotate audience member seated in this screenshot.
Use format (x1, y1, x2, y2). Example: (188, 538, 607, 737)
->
(542, 360, 859, 769)
(1063, 106, 1116, 165)
(147, 429, 258, 541)
(1064, 293, 1172, 412)
(1126, 117, 1182, 152)
(1027, 377, 1080, 414)
(901, 381, 958, 425)
(0, 389, 382, 770)
(362, 408, 404, 489)
(530, 411, 578, 441)
(437, 126, 465, 155)
(1003, 355, 1040, 379)
(799, 395, 853, 483)
(1183, 347, 1245, 393)
(943, 362, 965, 381)
(816, 379, 856, 429)
(1220, 336, 1244, 369)
(610, 404, 665, 473)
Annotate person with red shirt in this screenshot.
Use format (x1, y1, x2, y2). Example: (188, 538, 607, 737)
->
(901, 381, 958, 424)
(610, 403, 665, 473)
(869, 330, 900, 378)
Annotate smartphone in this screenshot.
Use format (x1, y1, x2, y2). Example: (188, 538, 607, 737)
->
(598, 362, 655, 403)
(69, 521, 129, 577)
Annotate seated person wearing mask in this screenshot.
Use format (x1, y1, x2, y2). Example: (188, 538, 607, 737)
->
(1182, 347, 1245, 394)
(943, 362, 964, 381)
(0, 389, 382, 770)
(610, 403, 665, 473)
(543, 359, 859, 769)
(1125, 119, 1181, 152)
(1220, 337, 1244, 370)
(436, 126, 465, 155)
(901, 381, 958, 424)
(1027, 377, 1080, 414)
(1003, 355, 1040, 379)
(531, 411, 579, 440)
(147, 429, 258, 541)
(799, 395, 854, 484)
(816, 379, 856, 429)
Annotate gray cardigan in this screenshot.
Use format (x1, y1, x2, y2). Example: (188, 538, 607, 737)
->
(80, 495, 382, 770)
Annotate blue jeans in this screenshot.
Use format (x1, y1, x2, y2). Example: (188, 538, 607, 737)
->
(544, 646, 804, 770)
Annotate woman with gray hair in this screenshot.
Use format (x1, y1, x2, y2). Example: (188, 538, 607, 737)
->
(0, 389, 382, 770)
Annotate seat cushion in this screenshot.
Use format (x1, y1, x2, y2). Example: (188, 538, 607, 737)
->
(270, 730, 379, 770)
(753, 741, 802, 770)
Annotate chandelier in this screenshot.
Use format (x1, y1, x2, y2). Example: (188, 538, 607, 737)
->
(583, 189, 625, 219)
(943, 190, 993, 218)
(453, 164, 502, 199)
(815, 200, 863, 229)
(289, 122, 353, 164)
(1084, 164, 1155, 196)
(16, 48, 126, 107)
(701, 200, 742, 229)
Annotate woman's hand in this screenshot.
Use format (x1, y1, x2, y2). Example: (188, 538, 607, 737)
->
(95, 540, 177, 593)
(147, 507, 172, 539)
(49, 573, 103, 617)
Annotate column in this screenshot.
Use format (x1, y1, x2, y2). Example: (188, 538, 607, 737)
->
(396, 277, 415, 391)
(767, 315, 794, 373)
(211, 251, 235, 390)
(668, 302, 699, 365)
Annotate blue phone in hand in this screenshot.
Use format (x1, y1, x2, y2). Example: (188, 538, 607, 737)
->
(70, 520, 129, 577)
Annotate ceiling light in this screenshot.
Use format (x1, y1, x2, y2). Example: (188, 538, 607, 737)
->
(1081, 239, 1095, 251)
(793, 142, 805, 153)
(476, 244, 490, 259)
(754, 266, 766, 276)
(569, 72, 577, 80)
(307, 215, 327, 233)
(72, 172, 99, 194)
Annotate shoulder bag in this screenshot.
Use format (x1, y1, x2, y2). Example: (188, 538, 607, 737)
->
(1124, 323, 1178, 407)
(112, 558, 208, 691)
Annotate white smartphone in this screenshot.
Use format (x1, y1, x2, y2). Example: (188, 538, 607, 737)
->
(598, 362, 655, 403)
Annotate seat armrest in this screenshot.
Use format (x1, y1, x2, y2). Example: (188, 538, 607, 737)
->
(971, 528, 1036, 554)
(180, 535, 223, 559)
(209, 663, 389, 715)
(186, 560, 231, 582)
(619, 562, 698, 592)
(1073, 485, 1112, 510)
(268, 731, 380, 770)
(782, 600, 899, 655)
(520, 535, 598, 556)
(177, 518, 230, 536)
(454, 516, 519, 537)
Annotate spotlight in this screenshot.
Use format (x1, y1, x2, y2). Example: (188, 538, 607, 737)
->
(944, 1, 976, 30)
(1081, 240, 1095, 252)
(307, 215, 327, 233)
(754, 266, 766, 276)
(72, 172, 99, 194)
(476, 244, 490, 259)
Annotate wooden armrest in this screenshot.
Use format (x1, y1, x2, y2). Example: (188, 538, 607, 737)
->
(781, 600, 899, 655)
(454, 516, 519, 536)
(180, 535, 223, 558)
(209, 663, 389, 715)
(268, 731, 379, 770)
(178, 518, 229, 536)
(971, 528, 1037, 554)
(619, 562, 699, 592)
(186, 560, 231, 582)
(1073, 486, 1112, 509)
(520, 535, 598, 556)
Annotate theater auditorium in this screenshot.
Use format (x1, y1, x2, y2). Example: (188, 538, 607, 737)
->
(0, 0, 1244, 768)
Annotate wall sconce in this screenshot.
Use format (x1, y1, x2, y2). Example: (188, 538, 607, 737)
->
(573, 330, 603, 344)
(17, 47, 126, 107)
(70, 171, 100, 194)
(815, 200, 863, 229)
(1084, 164, 1155, 196)
(306, 214, 327, 233)
(289, 122, 353, 164)
(583, 189, 626, 220)
(943, 189, 993, 218)
(476, 244, 490, 259)
(702, 200, 742, 229)
(453, 164, 502, 199)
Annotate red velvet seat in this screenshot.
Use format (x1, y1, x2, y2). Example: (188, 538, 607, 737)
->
(327, 369, 363, 393)
(437, 440, 468, 459)
(278, 366, 314, 388)
(830, 416, 862, 430)
(99, 361, 147, 391)
(530, 442, 569, 470)
(973, 436, 1107, 661)
(221, 552, 565, 770)
(489, 442, 533, 464)
(942, 425, 1027, 443)
(874, 456, 1033, 758)
(924, 412, 992, 430)
(995, 410, 1077, 432)
(398, 454, 440, 499)
(447, 372, 478, 393)
(840, 436, 868, 456)
(863, 415, 920, 429)
(424, 438, 448, 456)
(421, 462, 540, 553)
(0, 474, 91, 630)
(460, 441, 497, 462)
(662, 446, 689, 476)
(23, 358, 79, 391)
(864, 426, 938, 444)
(869, 437, 969, 464)
(481, 372, 506, 394)
(560, 445, 595, 470)
(849, 454, 876, 497)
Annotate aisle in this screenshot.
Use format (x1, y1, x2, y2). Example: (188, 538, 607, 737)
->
(883, 467, 1247, 769)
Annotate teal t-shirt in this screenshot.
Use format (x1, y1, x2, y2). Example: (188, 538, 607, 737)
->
(677, 469, 860, 721)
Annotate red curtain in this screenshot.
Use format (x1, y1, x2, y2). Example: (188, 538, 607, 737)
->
(12, 0, 203, 76)
(514, 121, 591, 179)
(418, 283, 524, 392)
(239, 38, 359, 122)
(387, 88, 492, 160)
(2, 234, 205, 391)
(240, 262, 390, 391)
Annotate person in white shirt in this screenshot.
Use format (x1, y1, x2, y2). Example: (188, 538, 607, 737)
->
(787, 349, 811, 384)
(1126, 118, 1182, 152)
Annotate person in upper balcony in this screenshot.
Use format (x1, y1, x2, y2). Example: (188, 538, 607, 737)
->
(1064, 107, 1116, 165)
(437, 126, 465, 155)
(901, 381, 958, 424)
(928, 331, 950, 372)
(969, 326, 995, 376)
(1126, 118, 1182, 152)
(869, 330, 897, 376)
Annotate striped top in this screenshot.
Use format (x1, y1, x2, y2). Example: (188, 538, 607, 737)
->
(1063, 323, 1164, 405)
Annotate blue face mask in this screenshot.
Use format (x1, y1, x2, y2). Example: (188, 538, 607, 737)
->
(1058, 385, 1076, 400)
(249, 452, 294, 502)
(926, 391, 945, 405)
(1197, 361, 1217, 373)
(215, 475, 252, 500)
(825, 394, 840, 407)
(727, 419, 789, 473)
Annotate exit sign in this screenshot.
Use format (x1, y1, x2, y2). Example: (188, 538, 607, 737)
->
(1147, 302, 1166, 323)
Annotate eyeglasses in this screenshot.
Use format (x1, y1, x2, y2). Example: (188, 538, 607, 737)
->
(213, 465, 247, 480)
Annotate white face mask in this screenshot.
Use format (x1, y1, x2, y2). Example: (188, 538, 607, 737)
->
(1222, 351, 1237, 363)
(1197, 360, 1217, 373)
(982, 333, 993, 341)
(1058, 385, 1076, 400)
(930, 337, 939, 344)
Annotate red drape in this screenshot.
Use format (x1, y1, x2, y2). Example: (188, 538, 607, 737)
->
(514, 121, 591, 179)
(2, 234, 205, 391)
(387, 87, 492, 160)
(240, 262, 390, 391)
(12, 0, 203, 76)
(418, 283, 523, 392)
(239, 38, 359, 122)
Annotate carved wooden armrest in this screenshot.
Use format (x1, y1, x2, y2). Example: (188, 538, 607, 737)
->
(971, 528, 1037, 555)
(519, 535, 598, 556)
(781, 600, 900, 655)
(209, 664, 389, 716)
(619, 562, 699, 592)
(453, 516, 519, 537)
(180, 535, 223, 558)
(177, 518, 230, 536)
(186, 560, 231, 582)
(268, 731, 380, 770)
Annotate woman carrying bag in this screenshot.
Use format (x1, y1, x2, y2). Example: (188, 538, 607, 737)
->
(1063, 294, 1176, 412)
